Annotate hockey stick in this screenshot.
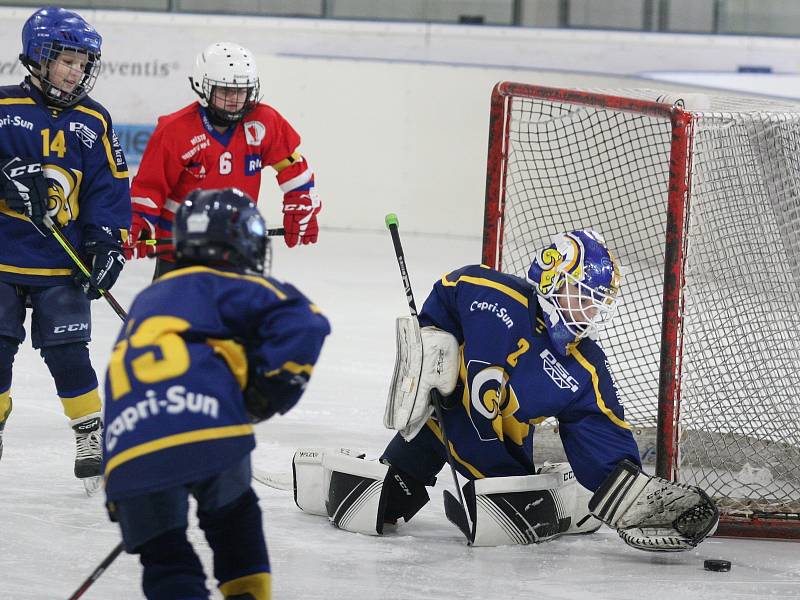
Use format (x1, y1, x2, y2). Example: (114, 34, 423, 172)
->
(46, 218, 128, 321)
(66, 541, 124, 600)
(143, 227, 286, 247)
(384, 213, 473, 543)
(252, 467, 293, 492)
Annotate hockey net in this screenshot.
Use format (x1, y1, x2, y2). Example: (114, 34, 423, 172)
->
(483, 81, 800, 538)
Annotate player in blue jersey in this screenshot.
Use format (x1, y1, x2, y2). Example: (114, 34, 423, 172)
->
(0, 7, 130, 489)
(103, 187, 330, 600)
(295, 229, 718, 551)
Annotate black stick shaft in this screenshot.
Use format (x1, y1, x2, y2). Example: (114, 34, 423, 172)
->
(148, 227, 285, 246)
(384, 214, 470, 533)
(67, 542, 124, 600)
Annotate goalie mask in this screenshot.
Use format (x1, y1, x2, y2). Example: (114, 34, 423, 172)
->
(527, 229, 622, 354)
(190, 42, 260, 125)
(19, 7, 102, 107)
(174, 187, 268, 273)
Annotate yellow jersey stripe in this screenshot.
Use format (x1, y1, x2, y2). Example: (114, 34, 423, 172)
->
(73, 105, 130, 179)
(104, 424, 254, 478)
(0, 98, 36, 105)
(156, 265, 288, 300)
(271, 151, 303, 172)
(441, 273, 529, 307)
(0, 263, 72, 276)
(569, 346, 631, 430)
(265, 361, 314, 378)
(426, 419, 485, 478)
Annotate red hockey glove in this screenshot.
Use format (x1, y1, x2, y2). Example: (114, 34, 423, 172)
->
(282, 190, 321, 248)
(124, 213, 156, 260)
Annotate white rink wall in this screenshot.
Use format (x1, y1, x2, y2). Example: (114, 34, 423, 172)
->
(1, 7, 800, 236)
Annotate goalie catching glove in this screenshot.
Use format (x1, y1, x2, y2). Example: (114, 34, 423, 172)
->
(588, 459, 719, 551)
(384, 317, 460, 440)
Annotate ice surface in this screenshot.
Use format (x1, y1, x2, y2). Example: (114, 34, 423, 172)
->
(1, 230, 798, 599)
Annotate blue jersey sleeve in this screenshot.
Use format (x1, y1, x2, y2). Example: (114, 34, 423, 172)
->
(557, 341, 641, 491)
(229, 278, 331, 415)
(75, 102, 131, 245)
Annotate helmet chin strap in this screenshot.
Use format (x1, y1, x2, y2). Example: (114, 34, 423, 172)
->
(538, 295, 579, 356)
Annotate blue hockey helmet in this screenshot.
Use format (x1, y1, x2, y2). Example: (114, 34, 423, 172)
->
(174, 188, 268, 273)
(20, 7, 102, 106)
(527, 229, 622, 352)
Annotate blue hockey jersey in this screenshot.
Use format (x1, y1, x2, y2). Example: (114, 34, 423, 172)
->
(103, 265, 331, 501)
(421, 264, 640, 491)
(0, 79, 130, 286)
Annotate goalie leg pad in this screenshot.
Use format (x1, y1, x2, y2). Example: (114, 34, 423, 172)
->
(465, 472, 574, 546)
(293, 447, 365, 516)
(589, 459, 720, 552)
(537, 462, 601, 534)
(324, 452, 390, 535)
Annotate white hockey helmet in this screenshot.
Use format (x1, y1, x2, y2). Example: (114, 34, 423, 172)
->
(190, 42, 260, 123)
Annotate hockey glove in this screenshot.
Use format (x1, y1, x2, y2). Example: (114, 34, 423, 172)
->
(0, 157, 49, 235)
(282, 189, 321, 247)
(75, 240, 126, 300)
(123, 213, 157, 260)
(588, 459, 719, 552)
(244, 367, 308, 423)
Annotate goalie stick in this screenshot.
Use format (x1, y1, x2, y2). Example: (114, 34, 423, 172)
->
(384, 213, 473, 542)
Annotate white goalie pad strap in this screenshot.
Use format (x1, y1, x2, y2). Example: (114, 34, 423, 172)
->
(537, 462, 601, 534)
(589, 460, 720, 551)
(323, 452, 390, 536)
(292, 447, 365, 516)
(467, 472, 573, 546)
(385, 316, 460, 441)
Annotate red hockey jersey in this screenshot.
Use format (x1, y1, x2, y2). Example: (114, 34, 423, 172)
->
(131, 102, 314, 259)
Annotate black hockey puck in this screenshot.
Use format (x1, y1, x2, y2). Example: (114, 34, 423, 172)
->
(704, 559, 731, 572)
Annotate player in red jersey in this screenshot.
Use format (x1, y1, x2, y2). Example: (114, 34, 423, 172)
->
(125, 42, 320, 278)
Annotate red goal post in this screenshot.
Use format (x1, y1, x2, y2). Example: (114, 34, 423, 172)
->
(482, 81, 800, 539)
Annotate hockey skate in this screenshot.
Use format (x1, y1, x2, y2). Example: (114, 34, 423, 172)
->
(70, 412, 103, 496)
(0, 421, 5, 461)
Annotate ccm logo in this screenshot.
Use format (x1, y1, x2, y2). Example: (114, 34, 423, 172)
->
(54, 323, 89, 333)
(8, 163, 41, 177)
(284, 203, 312, 212)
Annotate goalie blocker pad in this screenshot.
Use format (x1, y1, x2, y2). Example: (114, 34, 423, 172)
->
(384, 317, 459, 441)
(588, 459, 720, 552)
(293, 448, 429, 535)
(463, 462, 600, 547)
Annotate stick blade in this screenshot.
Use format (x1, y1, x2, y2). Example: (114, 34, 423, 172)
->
(443, 490, 473, 543)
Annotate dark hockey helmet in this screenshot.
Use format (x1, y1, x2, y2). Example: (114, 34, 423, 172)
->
(20, 7, 102, 107)
(174, 188, 268, 273)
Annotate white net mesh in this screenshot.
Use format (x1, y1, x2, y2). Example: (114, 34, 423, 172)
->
(488, 86, 800, 526)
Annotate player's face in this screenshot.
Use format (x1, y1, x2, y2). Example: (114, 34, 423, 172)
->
(211, 86, 249, 113)
(560, 281, 599, 325)
(46, 49, 89, 94)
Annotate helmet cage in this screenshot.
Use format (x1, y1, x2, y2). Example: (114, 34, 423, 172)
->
(548, 269, 620, 339)
(201, 76, 260, 123)
(32, 40, 100, 107)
